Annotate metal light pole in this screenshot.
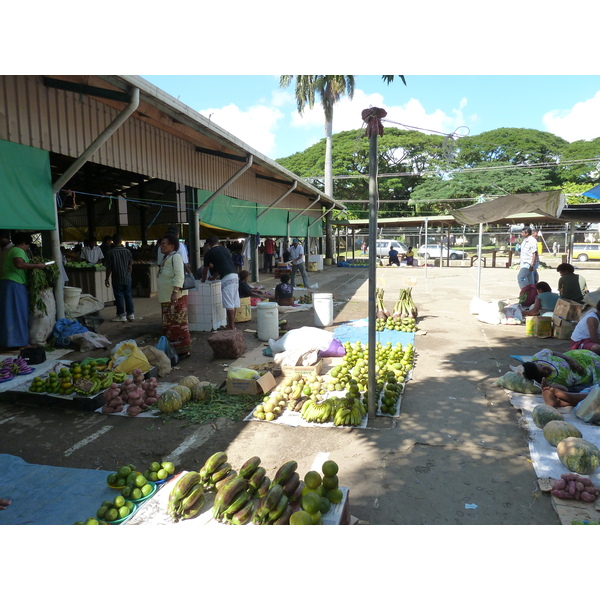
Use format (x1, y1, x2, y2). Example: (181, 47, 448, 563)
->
(363, 107, 386, 420)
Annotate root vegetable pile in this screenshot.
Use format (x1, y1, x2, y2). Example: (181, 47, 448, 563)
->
(101, 369, 159, 416)
(551, 473, 600, 502)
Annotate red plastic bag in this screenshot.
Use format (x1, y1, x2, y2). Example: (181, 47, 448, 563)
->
(519, 284, 537, 306)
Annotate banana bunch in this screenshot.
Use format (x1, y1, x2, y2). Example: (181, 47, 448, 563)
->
(96, 371, 114, 390)
(167, 471, 205, 522)
(333, 398, 366, 427)
(212, 476, 255, 524)
(74, 377, 104, 396)
(301, 397, 335, 424)
(253, 460, 303, 525)
(198, 451, 238, 492)
(112, 371, 127, 384)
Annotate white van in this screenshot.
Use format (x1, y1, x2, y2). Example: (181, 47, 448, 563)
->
(369, 239, 408, 258)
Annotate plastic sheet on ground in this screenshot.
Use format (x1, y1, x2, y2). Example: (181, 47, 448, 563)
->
(0, 350, 72, 393)
(243, 404, 368, 428)
(506, 390, 600, 486)
(0, 453, 114, 525)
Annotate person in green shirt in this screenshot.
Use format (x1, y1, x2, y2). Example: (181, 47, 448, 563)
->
(0, 232, 47, 348)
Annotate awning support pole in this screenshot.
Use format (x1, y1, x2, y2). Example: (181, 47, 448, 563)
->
(51, 86, 140, 319)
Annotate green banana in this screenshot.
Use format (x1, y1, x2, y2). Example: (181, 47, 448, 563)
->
(212, 477, 247, 520)
(202, 451, 228, 475)
(223, 489, 250, 517)
(209, 462, 233, 484)
(282, 472, 300, 496)
(179, 484, 204, 513)
(272, 503, 294, 525)
(214, 471, 238, 492)
(256, 476, 271, 499)
(263, 483, 284, 513)
(169, 471, 201, 505)
(230, 500, 255, 525)
(247, 466, 267, 491)
(238, 456, 261, 479)
(179, 493, 205, 520)
(266, 493, 289, 523)
(272, 460, 298, 487)
(253, 496, 268, 524)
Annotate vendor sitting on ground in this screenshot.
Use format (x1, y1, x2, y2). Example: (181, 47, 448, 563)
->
(388, 247, 400, 266)
(274, 274, 294, 306)
(238, 270, 267, 300)
(557, 262, 587, 304)
(521, 281, 559, 317)
(521, 348, 600, 392)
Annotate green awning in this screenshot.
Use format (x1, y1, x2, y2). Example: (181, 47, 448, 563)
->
(0, 139, 55, 230)
(196, 189, 323, 238)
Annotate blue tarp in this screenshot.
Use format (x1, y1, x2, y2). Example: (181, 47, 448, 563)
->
(582, 185, 600, 200)
(332, 319, 415, 347)
(0, 453, 114, 525)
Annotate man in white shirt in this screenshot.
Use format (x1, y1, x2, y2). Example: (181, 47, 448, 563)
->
(81, 239, 104, 264)
(518, 227, 538, 290)
(289, 237, 310, 289)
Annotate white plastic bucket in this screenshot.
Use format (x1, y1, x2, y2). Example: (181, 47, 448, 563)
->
(257, 302, 279, 341)
(313, 293, 333, 327)
(64, 286, 82, 309)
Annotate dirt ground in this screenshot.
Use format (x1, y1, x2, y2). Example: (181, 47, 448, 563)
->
(2, 258, 600, 526)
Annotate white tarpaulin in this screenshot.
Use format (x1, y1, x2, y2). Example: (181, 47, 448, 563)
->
(450, 190, 566, 226)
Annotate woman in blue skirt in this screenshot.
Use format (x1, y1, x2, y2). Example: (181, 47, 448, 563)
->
(0, 232, 48, 349)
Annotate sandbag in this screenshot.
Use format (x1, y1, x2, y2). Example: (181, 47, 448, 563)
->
(575, 386, 600, 424)
(141, 346, 172, 377)
(208, 328, 246, 359)
(495, 371, 542, 394)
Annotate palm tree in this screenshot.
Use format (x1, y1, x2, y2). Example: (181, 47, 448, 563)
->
(279, 75, 355, 259)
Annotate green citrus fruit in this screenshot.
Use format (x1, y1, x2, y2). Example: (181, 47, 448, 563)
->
(126, 472, 138, 486)
(150, 462, 161, 472)
(161, 461, 175, 475)
(121, 486, 132, 498)
(326, 488, 344, 504)
(131, 488, 142, 501)
(319, 496, 331, 514)
(141, 484, 153, 497)
(116, 478, 126, 487)
(107, 473, 118, 486)
(117, 466, 131, 478)
(310, 510, 322, 525)
(156, 469, 168, 480)
(85, 518, 99, 525)
(125, 500, 134, 511)
(118, 506, 130, 519)
(315, 484, 326, 497)
(148, 472, 159, 482)
(96, 506, 108, 520)
(134, 474, 147, 488)
(322, 475, 339, 490)
(102, 500, 113, 509)
(301, 492, 322, 515)
(113, 495, 125, 508)
(321, 460, 339, 477)
(303, 470, 322, 489)
(289, 510, 314, 525)
(105, 508, 119, 522)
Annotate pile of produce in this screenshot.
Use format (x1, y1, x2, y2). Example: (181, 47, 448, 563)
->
(293, 460, 343, 525)
(28, 258, 60, 315)
(76, 495, 136, 525)
(375, 288, 418, 332)
(551, 473, 600, 502)
(101, 369, 159, 415)
(1, 356, 35, 381)
(297, 293, 312, 304)
(168, 471, 207, 522)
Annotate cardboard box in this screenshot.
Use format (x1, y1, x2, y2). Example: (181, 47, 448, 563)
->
(226, 371, 277, 396)
(553, 316, 576, 340)
(554, 298, 583, 321)
(281, 359, 323, 377)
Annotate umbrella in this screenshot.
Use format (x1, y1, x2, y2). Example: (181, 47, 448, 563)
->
(582, 184, 600, 200)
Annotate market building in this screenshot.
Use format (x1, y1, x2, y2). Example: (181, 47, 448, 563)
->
(0, 75, 345, 317)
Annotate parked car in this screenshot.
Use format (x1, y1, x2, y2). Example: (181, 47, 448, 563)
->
(572, 243, 600, 262)
(368, 239, 409, 258)
(417, 244, 468, 260)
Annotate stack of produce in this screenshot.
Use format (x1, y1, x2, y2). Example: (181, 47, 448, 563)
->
(291, 460, 343, 525)
(253, 460, 302, 525)
(376, 288, 418, 331)
(167, 471, 206, 522)
(141, 460, 175, 482)
(297, 293, 312, 304)
(120, 471, 154, 501)
(93, 494, 136, 524)
(332, 382, 366, 426)
(198, 451, 237, 492)
(551, 473, 600, 502)
(101, 369, 159, 415)
(1, 356, 35, 379)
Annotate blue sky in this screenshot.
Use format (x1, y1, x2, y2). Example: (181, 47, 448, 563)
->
(141, 75, 600, 160)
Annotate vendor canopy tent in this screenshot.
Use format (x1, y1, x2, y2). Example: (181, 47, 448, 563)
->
(582, 184, 600, 200)
(0, 139, 56, 230)
(450, 190, 566, 226)
(196, 190, 323, 238)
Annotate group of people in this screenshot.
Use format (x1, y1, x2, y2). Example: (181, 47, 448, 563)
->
(388, 246, 415, 267)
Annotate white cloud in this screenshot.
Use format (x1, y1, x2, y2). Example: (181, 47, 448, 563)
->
(197, 103, 284, 156)
(543, 91, 600, 142)
(286, 88, 476, 138)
